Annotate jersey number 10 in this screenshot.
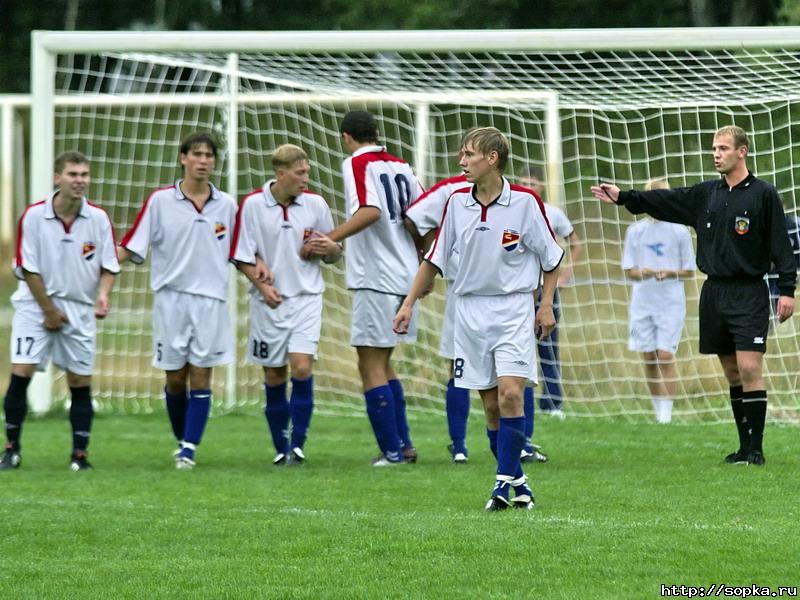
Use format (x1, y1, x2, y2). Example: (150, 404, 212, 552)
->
(379, 173, 412, 222)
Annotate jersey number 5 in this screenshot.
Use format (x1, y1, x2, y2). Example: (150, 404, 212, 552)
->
(379, 173, 412, 222)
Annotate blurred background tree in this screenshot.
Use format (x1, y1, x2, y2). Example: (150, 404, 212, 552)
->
(0, 0, 787, 93)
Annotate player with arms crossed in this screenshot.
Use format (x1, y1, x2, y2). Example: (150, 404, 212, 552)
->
(394, 127, 564, 510)
(403, 174, 473, 463)
(591, 126, 795, 465)
(321, 110, 423, 466)
(1, 151, 119, 471)
(232, 144, 341, 466)
(118, 132, 237, 469)
(622, 179, 695, 424)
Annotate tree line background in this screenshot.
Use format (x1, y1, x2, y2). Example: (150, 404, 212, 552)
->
(3, 0, 800, 94)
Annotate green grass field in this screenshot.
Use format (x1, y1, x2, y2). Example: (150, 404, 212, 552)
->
(1, 412, 798, 599)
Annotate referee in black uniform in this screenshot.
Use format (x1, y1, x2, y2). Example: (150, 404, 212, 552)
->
(591, 125, 796, 465)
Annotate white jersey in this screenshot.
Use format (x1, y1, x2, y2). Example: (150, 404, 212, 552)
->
(544, 204, 574, 240)
(12, 191, 120, 306)
(427, 179, 564, 296)
(121, 180, 237, 301)
(405, 174, 469, 282)
(342, 145, 423, 295)
(622, 219, 695, 316)
(231, 182, 335, 298)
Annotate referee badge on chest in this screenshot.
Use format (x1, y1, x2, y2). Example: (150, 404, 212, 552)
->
(502, 229, 520, 252)
(734, 216, 750, 235)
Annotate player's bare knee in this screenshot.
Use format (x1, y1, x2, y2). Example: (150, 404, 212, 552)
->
(165, 368, 188, 394)
(264, 366, 287, 387)
(11, 364, 37, 379)
(656, 350, 674, 364)
(188, 365, 212, 389)
(66, 372, 91, 388)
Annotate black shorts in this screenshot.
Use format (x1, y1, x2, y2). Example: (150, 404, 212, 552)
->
(699, 278, 769, 355)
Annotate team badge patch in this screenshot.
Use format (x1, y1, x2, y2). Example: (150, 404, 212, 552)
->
(502, 229, 520, 252)
(82, 242, 96, 260)
(214, 222, 227, 240)
(734, 216, 750, 235)
(303, 228, 315, 241)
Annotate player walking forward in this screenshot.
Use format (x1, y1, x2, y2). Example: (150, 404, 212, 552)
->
(231, 144, 341, 466)
(322, 110, 423, 466)
(395, 127, 564, 510)
(404, 174, 473, 463)
(591, 125, 795, 465)
(1, 151, 119, 471)
(118, 133, 237, 469)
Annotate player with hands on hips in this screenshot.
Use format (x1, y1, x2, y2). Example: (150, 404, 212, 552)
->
(117, 132, 237, 470)
(395, 127, 564, 510)
(231, 144, 341, 466)
(2, 151, 119, 472)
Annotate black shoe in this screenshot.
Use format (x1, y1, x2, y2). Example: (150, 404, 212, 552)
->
(724, 449, 749, 464)
(0, 445, 21, 470)
(69, 451, 93, 471)
(521, 445, 549, 464)
(484, 495, 511, 512)
(747, 450, 766, 466)
(402, 446, 418, 464)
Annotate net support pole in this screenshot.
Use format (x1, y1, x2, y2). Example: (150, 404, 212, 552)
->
(1, 101, 14, 245)
(224, 52, 239, 410)
(28, 32, 56, 415)
(413, 102, 430, 187)
(543, 92, 564, 209)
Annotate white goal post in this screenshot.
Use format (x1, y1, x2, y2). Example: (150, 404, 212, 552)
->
(27, 28, 800, 422)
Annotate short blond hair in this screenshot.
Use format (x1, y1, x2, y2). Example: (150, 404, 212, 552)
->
(460, 127, 510, 173)
(714, 125, 749, 150)
(272, 144, 309, 171)
(644, 179, 670, 192)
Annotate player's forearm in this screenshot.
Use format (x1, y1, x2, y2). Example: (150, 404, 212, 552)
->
(116, 246, 133, 264)
(677, 269, 694, 280)
(236, 261, 270, 292)
(98, 270, 116, 298)
(539, 268, 560, 306)
(326, 207, 380, 243)
(404, 261, 439, 306)
(568, 234, 583, 265)
(23, 271, 57, 314)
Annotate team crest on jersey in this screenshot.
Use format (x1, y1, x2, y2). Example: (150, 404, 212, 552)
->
(82, 242, 96, 260)
(502, 229, 520, 252)
(214, 222, 227, 240)
(734, 216, 750, 235)
(303, 228, 315, 241)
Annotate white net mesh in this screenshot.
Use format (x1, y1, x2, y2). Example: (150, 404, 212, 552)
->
(43, 39, 800, 422)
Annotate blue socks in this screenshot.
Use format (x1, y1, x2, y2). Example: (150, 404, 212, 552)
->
(523, 386, 535, 452)
(489, 418, 526, 499)
(364, 384, 401, 462)
(388, 379, 412, 449)
(165, 387, 188, 442)
(290, 377, 314, 450)
(181, 389, 211, 460)
(265, 382, 290, 455)
(446, 378, 470, 455)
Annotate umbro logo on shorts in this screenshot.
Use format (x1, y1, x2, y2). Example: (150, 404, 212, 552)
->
(753, 337, 764, 344)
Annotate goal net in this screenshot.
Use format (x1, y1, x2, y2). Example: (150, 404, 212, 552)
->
(30, 29, 800, 422)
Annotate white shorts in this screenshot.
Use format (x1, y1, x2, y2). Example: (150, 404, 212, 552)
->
(350, 289, 417, 348)
(248, 294, 322, 367)
(438, 284, 456, 359)
(453, 293, 536, 390)
(10, 298, 96, 376)
(152, 289, 233, 370)
(628, 304, 685, 354)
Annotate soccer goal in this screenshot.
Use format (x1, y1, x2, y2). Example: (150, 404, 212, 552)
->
(29, 28, 800, 422)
